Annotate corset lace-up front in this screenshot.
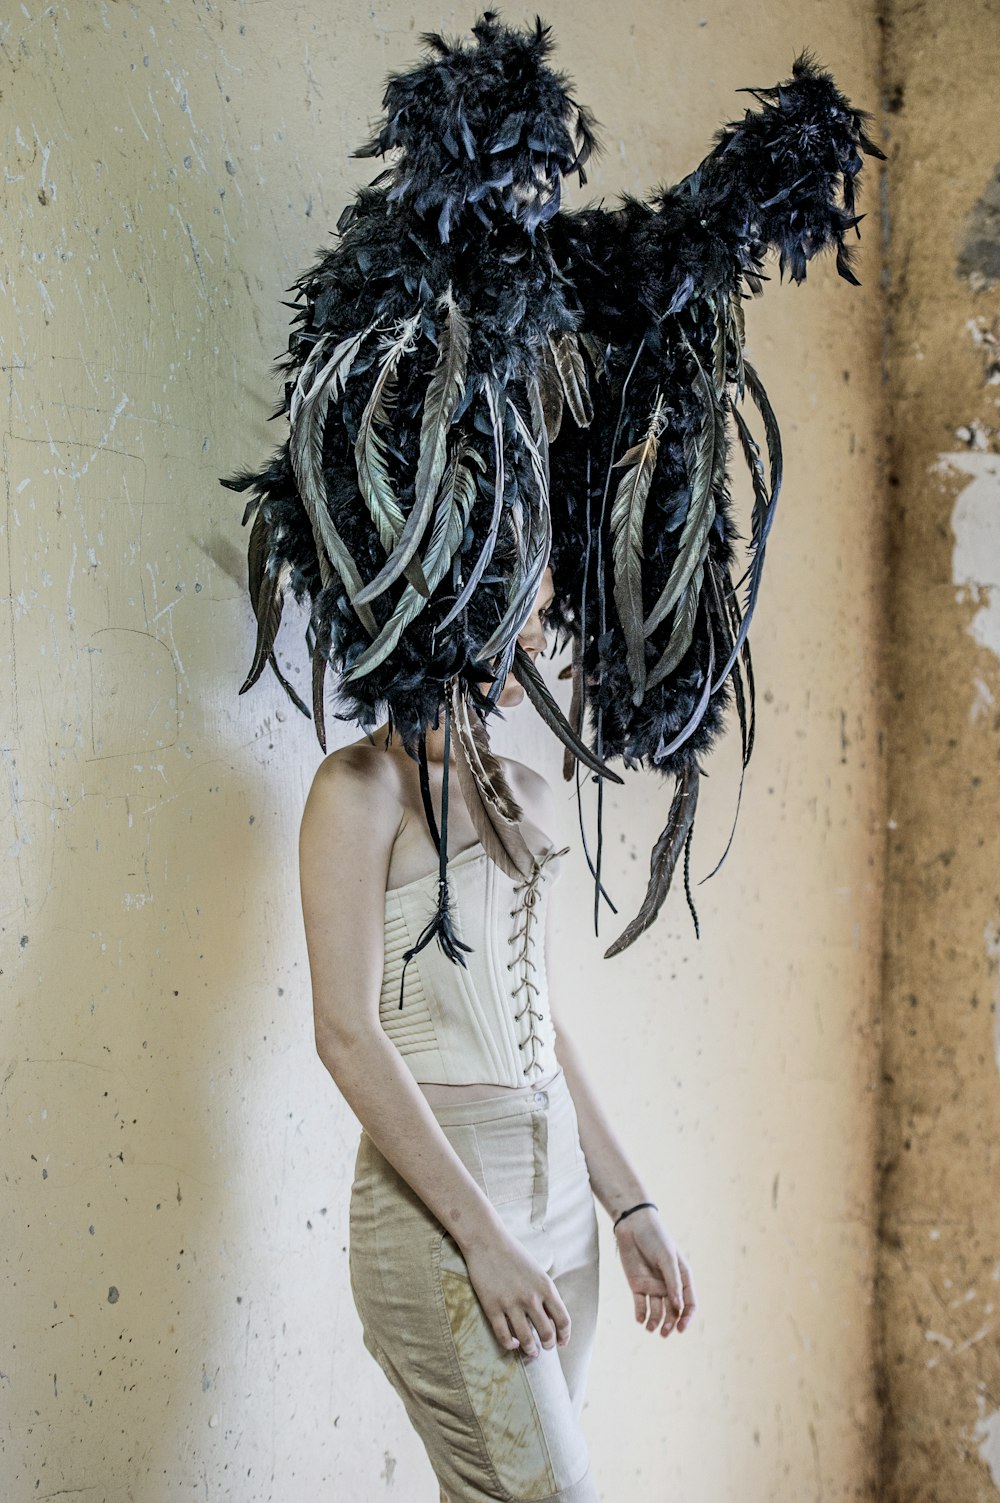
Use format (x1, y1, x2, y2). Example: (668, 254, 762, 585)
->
(507, 845, 571, 1077)
(378, 837, 570, 1088)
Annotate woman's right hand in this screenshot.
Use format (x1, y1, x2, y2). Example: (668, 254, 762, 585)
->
(460, 1227, 572, 1358)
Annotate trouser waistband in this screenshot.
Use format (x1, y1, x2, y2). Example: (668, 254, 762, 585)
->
(424, 1065, 569, 1128)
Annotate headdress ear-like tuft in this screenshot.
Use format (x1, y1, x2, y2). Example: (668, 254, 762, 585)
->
(352, 10, 603, 242)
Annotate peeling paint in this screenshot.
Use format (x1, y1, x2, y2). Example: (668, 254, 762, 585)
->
(957, 163, 1000, 291)
(943, 452, 1000, 661)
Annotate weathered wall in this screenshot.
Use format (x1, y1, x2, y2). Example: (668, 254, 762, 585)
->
(1, 4, 884, 1500)
(877, 0, 1000, 1496)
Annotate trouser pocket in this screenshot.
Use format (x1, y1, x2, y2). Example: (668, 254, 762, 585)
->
(433, 1227, 592, 1501)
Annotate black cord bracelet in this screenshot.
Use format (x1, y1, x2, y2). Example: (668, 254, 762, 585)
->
(613, 1201, 658, 1232)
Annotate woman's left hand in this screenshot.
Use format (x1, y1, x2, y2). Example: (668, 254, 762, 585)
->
(613, 1207, 696, 1338)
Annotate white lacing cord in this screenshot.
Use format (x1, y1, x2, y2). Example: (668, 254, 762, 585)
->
(506, 845, 571, 1077)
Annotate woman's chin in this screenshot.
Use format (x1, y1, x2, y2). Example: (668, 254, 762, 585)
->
(497, 680, 525, 708)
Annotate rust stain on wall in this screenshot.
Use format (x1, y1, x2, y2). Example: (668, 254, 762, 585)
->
(877, 2, 1000, 1499)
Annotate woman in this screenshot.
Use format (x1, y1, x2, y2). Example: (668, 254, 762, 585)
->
(299, 566, 697, 1503)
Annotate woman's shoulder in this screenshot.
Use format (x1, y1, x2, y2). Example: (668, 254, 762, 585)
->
(302, 733, 406, 832)
(499, 754, 556, 834)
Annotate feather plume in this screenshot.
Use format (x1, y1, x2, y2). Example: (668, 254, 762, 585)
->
(478, 399, 550, 660)
(645, 560, 704, 693)
(710, 357, 783, 692)
(729, 289, 746, 398)
(561, 635, 584, 782)
(240, 510, 291, 696)
(312, 646, 329, 753)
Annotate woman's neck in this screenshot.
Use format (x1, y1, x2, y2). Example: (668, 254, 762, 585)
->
(368, 719, 452, 766)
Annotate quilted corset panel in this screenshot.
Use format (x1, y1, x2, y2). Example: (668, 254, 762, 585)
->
(378, 842, 571, 1087)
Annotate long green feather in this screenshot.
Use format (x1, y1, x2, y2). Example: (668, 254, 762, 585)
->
(536, 343, 565, 441)
(437, 375, 506, 630)
(603, 764, 700, 959)
(353, 312, 430, 598)
(353, 286, 470, 607)
(610, 392, 665, 703)
(512, 644, 624, 784)
(645, 559, 704, 692)
(642, 338, 722, 636)
(730, 289, 746, 400)
(710, 291, 728, 397)
(478, 398, 551, 659)
(547, 330, 593, 427)
(708, 357, 783, 693)
(345, 445, 481, 680)
(288, 326, 378, 636)
(731, 404, 769, 564)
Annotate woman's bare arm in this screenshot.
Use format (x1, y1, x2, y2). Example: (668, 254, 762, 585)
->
(540, 783, 696, 1336)
(301, 747, 508, 1251)
(300, 746, 572, 1355)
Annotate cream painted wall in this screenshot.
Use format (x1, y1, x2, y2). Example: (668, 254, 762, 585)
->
(1, 3, 885, 1499)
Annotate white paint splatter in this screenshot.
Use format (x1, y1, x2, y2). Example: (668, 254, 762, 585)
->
(974, 1396, 1000, 1488)
(941, 451, 1000, 662)
(971, 675, 996, 724)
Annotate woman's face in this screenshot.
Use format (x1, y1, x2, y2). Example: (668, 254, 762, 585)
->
(490, 566, 555, 709)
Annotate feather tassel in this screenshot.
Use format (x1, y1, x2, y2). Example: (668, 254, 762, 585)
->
(604, 763, 701, 957)
(512, 643, 623, 783)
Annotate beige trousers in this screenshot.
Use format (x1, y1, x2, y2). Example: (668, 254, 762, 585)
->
(349, 1066, 601, 1502)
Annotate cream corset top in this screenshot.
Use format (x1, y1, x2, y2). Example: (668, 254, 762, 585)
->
(378, 838, 571, 1089)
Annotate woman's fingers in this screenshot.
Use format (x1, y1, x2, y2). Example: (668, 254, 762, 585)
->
(488, 1309, 520, 1351)
(489, 1310, 536, 1355)
(507, 1308, 538, 1356)
(544, 1291, 572, 1347)
(676, 1252, 697, 1331)
(666, 1252, 685, 1313)
(527, 1295, 558, 1351)
(620, 1224, 696, 1339)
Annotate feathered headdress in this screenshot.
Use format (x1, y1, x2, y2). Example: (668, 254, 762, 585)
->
(221, 20, 884, 978)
